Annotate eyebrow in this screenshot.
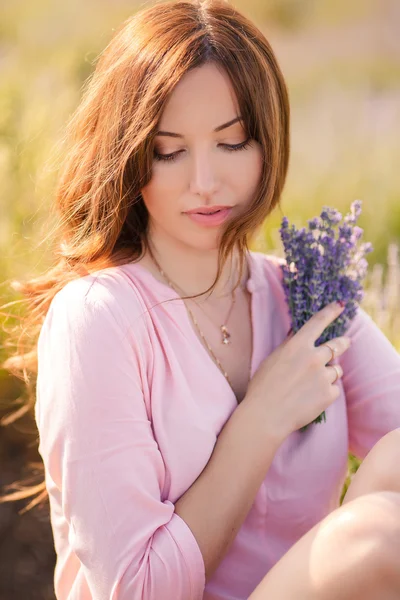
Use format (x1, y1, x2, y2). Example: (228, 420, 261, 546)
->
(155, 116, 243, 138)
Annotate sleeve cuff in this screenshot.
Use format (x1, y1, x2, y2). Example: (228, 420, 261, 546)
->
(165, 508, 206, 599)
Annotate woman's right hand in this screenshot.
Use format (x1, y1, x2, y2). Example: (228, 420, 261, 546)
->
(244, 301, 352, 442)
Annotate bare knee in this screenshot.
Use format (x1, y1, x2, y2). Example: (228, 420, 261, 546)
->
(249, 491, 400, 600)
(324, 492, 400, 590)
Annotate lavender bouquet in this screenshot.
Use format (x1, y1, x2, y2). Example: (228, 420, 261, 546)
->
(279, 200, 373, 432)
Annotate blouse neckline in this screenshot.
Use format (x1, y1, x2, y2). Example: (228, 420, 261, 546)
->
(120, 250, 267, 404)
(122, 249, 264, 298)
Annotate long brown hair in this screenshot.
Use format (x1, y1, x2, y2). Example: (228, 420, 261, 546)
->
(0, 0, 290, 512)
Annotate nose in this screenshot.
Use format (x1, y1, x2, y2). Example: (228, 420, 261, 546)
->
(189, 147, 220, 197)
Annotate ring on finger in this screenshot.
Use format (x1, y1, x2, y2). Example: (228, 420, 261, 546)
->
(325, 342, 336, 363)
(331, 364, 341, 384)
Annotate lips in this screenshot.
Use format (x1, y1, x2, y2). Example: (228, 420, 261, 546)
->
(185, 207, 233, 227)
(185, 205, 233, 215)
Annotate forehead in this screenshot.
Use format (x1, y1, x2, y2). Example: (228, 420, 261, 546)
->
(158, 63, 242, 134)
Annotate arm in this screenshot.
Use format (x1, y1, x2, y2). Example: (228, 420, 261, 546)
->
(36, 285, 206, 600)
(175, 398, 282, 582)
(341, 306, 400, 459)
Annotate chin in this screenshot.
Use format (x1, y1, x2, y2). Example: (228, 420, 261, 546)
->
(178, 231, 222, 252)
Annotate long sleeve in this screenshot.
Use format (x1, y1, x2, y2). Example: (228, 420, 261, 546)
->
(35, 281, 206, 600)
(341, 305, 400, 460)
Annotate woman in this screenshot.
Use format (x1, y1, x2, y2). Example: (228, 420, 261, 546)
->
(2, 0, 400, 598)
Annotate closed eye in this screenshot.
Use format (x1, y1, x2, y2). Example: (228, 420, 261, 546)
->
(153, 138, 253, 163)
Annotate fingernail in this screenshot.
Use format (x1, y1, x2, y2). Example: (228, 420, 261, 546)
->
(337, 300, 345, 308)
(287, 327, 293, 336)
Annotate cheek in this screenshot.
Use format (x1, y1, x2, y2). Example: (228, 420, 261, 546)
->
(146, 163, 185, 195)
(142, 167, 181, 202)
(230, 147, 263, 192)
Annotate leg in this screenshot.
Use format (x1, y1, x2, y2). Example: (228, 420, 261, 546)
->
(249, 428, 400, 599)
(342, 427, 400, 505)
(248, 491, 400, 600)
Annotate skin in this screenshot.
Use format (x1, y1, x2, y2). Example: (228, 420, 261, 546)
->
(140, 62, 263, 303)
(248, 428, 400, 599)
(140, 62, 400, 597)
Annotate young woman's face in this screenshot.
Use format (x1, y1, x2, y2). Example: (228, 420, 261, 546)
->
(141, 62, 263, 251)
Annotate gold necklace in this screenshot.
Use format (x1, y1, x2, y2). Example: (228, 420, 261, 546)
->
(147, 244, 236, 344)
(146, 244, 238, 387)
(189, 289, 236, 345)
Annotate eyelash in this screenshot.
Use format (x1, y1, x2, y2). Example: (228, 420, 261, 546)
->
(153, 138, 252, 162)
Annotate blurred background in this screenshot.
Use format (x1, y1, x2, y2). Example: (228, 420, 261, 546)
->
(0, 0, 399, 597)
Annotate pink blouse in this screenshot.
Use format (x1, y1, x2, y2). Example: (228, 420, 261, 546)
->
(35, 250, 400, 600)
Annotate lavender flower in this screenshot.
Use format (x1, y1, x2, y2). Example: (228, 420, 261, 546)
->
(279, 200, 373, 432)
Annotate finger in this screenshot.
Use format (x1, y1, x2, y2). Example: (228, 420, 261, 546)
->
(328, 362, 343, 383)
(317, 336, 351, 364)
(295, 302, 345, 345)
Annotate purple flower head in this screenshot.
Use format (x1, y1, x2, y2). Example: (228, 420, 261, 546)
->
(278, 200, 373, 432)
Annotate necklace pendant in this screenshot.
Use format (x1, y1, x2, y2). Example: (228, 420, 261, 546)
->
(221, 325, 231, 345)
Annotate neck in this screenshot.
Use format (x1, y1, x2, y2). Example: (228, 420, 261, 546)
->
(145, 229, 249, 300)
